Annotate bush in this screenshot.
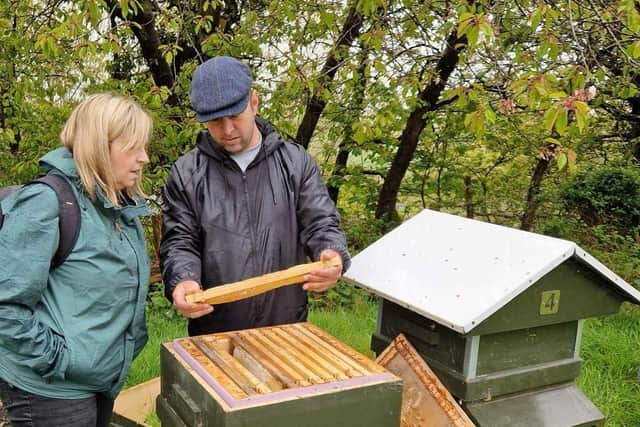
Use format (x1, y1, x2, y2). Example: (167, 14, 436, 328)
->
(562, 164, 640, 230)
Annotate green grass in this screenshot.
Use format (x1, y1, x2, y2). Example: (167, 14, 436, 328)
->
(308, 298, 377, 358)
(578, 303, 640, 426)
(124, 302, 187, 388)
(125, 300, 640, 426)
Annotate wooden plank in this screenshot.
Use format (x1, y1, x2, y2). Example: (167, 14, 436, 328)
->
(229, 332, 301, 388)
(245, 329, 319, 385)
(233, 345, 284, 392)
(303, 323, 388, 374)
(271, 327, 347, 381)
(178, 339, 248, 400)
(112, 377, 159, 426)
(192, 337, 269, 395)
(262, 329, 332, 383)
(281, 326, 353, 380)
(289, 323, 371, 377)
(186, 257, 341, 305)
(376, 334, 475, 427)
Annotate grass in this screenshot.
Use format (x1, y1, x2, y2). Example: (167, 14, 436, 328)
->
(124, 302, 187, 388)
(578, 303, 640, 426)
(124, 299, 640, 426)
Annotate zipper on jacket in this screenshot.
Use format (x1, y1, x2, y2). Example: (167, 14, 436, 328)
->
(241, 173, 260, 275)
(115, 219, 123, 240)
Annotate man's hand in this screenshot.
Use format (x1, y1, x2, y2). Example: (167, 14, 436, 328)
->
(303, 249, 343, 292)
(172, 280, 214, 319)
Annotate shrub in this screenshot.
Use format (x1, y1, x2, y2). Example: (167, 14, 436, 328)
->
(562, 164, 640, 230)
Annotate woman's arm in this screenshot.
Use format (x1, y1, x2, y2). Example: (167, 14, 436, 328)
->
(0, 185, 69, 379)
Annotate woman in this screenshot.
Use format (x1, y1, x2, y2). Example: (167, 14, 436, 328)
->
(0, 93, 152, 427)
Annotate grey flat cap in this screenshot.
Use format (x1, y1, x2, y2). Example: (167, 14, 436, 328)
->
(190, 56, 252, 122)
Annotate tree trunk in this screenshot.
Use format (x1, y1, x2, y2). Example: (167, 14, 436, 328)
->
(327, 48, 369, 203)
(628, 95, 640, 162)
(109, 0, 175, 88)
(375, 30, 466, 220)
(464, 176, 474, 218)
(520, 144, 558, 231)
(295, 0, 365, 149)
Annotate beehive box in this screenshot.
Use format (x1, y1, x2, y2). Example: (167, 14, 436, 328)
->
(157, 322, 402, 427)
(344, 209, 640, 426)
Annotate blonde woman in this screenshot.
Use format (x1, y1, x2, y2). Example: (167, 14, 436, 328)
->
(0, 93, 152, 427)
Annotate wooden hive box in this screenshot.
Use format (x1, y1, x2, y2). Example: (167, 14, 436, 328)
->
(157, 322, 403, 427)
(344, 209, 640, 426)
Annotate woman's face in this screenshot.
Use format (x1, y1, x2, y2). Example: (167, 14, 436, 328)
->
(110, 136, 149, 190)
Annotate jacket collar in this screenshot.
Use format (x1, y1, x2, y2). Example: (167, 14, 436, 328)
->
(40, 147, 149, 221)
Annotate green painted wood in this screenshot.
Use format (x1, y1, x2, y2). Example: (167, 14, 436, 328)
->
(471, 259, 623, 336)
(226, 382, 402, 427)
(373, 331, 582, 401)
(158, 344, 402, 427)
(378, 299, 467, 372)
(464, 383, 605, 427)
(476, 321, 578, 374)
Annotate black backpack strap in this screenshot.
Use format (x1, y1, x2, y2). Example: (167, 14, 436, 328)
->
(29, 175, 81, 269)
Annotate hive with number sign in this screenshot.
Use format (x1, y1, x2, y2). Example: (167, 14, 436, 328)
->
(156, 322, 403, 427)
(343, 209, 640, 427)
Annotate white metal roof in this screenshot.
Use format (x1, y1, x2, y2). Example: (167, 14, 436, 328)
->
(343, 209, 640, 334)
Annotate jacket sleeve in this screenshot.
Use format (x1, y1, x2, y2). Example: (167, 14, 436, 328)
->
(0, 185, 69, 380)
(296, 150, 351, 272)
(159, 162, 203, 301)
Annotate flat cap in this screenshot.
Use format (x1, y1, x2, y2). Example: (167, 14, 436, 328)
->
(190, 56, 252, 122)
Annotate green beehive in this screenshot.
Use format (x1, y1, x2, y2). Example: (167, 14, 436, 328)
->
(344, 209, 640, 427)
(156, 322, 402, 427)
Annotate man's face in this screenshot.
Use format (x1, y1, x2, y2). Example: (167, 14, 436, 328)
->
(206, 90, 260, 154)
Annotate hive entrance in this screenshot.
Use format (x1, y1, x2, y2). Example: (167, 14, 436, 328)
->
(173, 322, 391, 406)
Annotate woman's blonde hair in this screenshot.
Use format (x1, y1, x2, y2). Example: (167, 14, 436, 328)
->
(60, 93, 153, 206)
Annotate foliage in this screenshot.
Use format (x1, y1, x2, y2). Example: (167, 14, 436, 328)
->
(562, 164, 640, 229)
(307, 279, 376, 311)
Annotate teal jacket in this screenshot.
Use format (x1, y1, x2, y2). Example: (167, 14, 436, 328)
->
(0, 147, 150, 399)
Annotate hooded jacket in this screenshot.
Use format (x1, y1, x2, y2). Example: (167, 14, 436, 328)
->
(0, 147, 150, 399)
(160, 117, 350, 335)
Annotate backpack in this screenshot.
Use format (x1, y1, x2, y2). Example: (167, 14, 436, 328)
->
(0, 175, 80, 269)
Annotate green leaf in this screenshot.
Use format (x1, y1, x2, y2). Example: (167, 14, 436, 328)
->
(88, 2, 101, 26)
(479, 22, 493, 41)
(530, 8, 542, 29)
(466, 26, 479, 46)
(628, 41, 640, 59)
(555, 109, 568, 135)
(464, 111, 475, 128)
(566, 149, 577, 173)
(120, 0, 129, 18)
(574, 100, 589, 116)
(574, 101, 588, 131)
(549, 91, 568, 98)
(544, 107, 559, 131)
(457, 18, 472, 38)
(557, 152, 567, 171)
(484, 107, 496, 123)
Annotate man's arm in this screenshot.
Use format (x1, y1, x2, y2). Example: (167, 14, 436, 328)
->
(295, 150, 351, 291)
(160, 164, 213, 318)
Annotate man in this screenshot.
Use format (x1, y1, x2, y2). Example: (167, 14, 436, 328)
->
(160, 56, 351, 335)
